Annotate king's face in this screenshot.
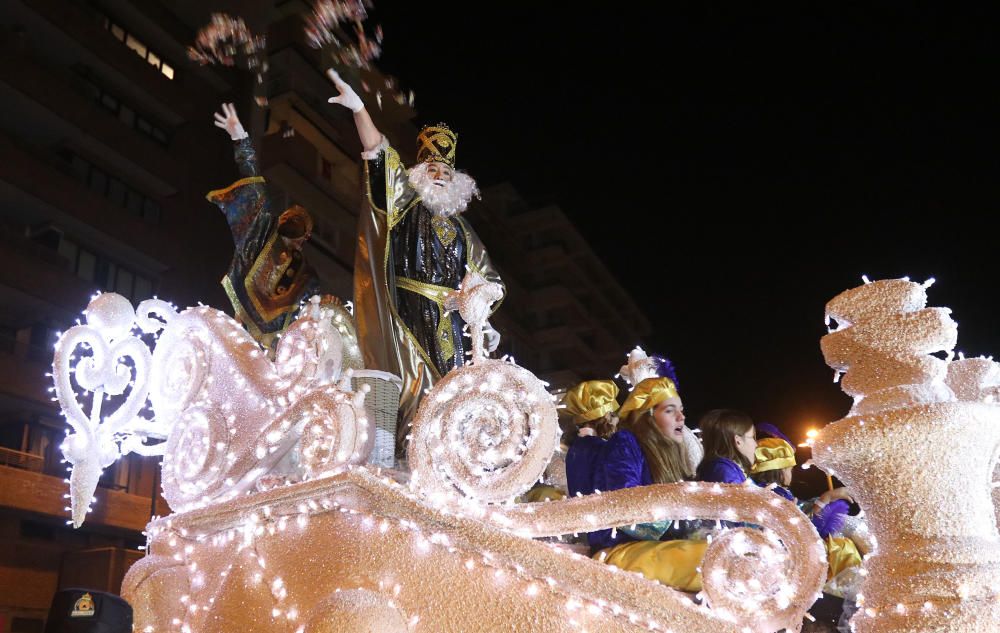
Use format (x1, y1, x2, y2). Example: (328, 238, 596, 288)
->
(425, 161, 453, 186)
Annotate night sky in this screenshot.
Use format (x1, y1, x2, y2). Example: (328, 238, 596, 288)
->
(370, 3, 1000, 441)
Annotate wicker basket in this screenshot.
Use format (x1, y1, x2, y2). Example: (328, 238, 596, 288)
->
(350, 369, 402, 469)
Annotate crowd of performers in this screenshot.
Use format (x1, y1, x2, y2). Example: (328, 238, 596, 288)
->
(522, 352, 865, 625)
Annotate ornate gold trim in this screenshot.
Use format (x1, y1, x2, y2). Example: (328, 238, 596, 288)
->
(206, 176, 265, 202)
(243, 232, 305, 324)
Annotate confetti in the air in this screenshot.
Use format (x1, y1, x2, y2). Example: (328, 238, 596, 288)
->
(305, 0, 412, 110)
(188, 14, 270, 106)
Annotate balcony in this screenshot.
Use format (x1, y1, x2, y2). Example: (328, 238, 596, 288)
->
(0, 446, 44, 473)
(0, 462, 151, 532)
(60, 547, 145, 594)
(259, 131, 358, 223)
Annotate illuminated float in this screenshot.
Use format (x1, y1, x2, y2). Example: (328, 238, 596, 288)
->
(51, 275, 1000, 631)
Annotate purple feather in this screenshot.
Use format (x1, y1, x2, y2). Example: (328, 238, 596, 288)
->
(811, 499, 849, 538)
(756, 422, 792, 444)
(651, 355, 680, 391)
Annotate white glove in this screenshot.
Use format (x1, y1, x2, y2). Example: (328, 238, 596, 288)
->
(483, 322, 501, 354)
(213, 102, 247, 141)
(326, 69, 365, 113)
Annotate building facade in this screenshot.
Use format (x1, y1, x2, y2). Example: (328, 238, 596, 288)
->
(0, 2, 649, 630)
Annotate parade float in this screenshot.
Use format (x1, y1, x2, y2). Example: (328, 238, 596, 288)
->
(49, 274, 1000, 632)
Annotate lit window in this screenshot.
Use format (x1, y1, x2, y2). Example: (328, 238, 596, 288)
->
(125, 34, 147, 58)
(161, 64, 174, 80)
(147, 51, 160, 68)
(110, 23, 125, 42)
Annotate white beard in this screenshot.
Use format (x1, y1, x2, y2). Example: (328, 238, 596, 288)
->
(407, 163, 479, 217)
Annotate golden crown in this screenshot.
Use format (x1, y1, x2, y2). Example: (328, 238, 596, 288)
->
(416, 123, 457, 168)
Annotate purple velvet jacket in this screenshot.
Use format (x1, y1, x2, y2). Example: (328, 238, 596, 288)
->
(565, 435, 606, 498)
(588, 430, 654, 550)
(767, 484, 849, 538)
(695, 456, 748, 484)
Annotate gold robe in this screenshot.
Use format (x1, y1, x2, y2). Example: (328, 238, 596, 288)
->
(354, 144, 503, 456)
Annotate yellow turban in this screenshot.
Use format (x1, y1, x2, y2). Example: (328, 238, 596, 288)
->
(751, 437, 796, 474)
(617, 377, 679, 422)
(562, 380, 619, 424)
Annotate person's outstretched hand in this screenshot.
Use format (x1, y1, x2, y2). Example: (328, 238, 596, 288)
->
(213, 102, 248, 141)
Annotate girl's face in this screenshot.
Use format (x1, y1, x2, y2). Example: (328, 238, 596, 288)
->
(652, 396, 686, 444)
(733, 425, 758, 464)
(781, 466, 793, 487)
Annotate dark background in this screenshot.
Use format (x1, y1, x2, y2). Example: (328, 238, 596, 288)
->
(373, 2, 1000, 442)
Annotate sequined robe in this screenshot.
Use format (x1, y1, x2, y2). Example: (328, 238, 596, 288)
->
(355, 144, 503, 455)
(207, 137, 319, 349)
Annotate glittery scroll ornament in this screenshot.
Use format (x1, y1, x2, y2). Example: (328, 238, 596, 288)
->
(124, 469, 827, 633)
(408, 272, 561, 503)
(813, 278, 1000, 632)
(55, 293, 370, 523)
(53, 293, 155, 527)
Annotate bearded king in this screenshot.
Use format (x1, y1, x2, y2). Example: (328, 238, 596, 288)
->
(327, 69, 505, 456)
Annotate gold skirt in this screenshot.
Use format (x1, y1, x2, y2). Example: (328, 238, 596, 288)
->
(595, 539, 708, 593)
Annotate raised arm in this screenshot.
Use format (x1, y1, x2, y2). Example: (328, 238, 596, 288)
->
(213, 102, 258, 177)
(326, 69, 384, 154)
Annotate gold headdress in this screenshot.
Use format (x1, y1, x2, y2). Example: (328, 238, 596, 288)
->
(416, 123, 457, 168)
(750, 437, 796, 474)
(617, 377, 679, 422)
(562, 380, 619, 425)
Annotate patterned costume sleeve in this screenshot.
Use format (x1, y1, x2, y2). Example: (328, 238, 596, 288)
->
(234, 136, 260, 178)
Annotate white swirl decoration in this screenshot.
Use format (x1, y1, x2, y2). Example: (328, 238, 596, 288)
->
(148, 319, 210, 427)
(274, 299, 343, 388)
(701, 527, 799, 619)
(409, 358, 559, 503)
(297, 385, 371, 479)
(161, 407, 229, 505)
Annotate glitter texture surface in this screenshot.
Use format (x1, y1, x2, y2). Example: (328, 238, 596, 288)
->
(814, 278, 1000, 632)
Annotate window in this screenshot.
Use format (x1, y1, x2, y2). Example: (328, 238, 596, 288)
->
(77, 250, 96, 281)
(60, 150, 162, 223)
(119, 104, 135, 127)
(125, 34, 147, 58)
(102, 15, 176, 80)
(91, 81, 169, 146)
(53, 235, 155, 302)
